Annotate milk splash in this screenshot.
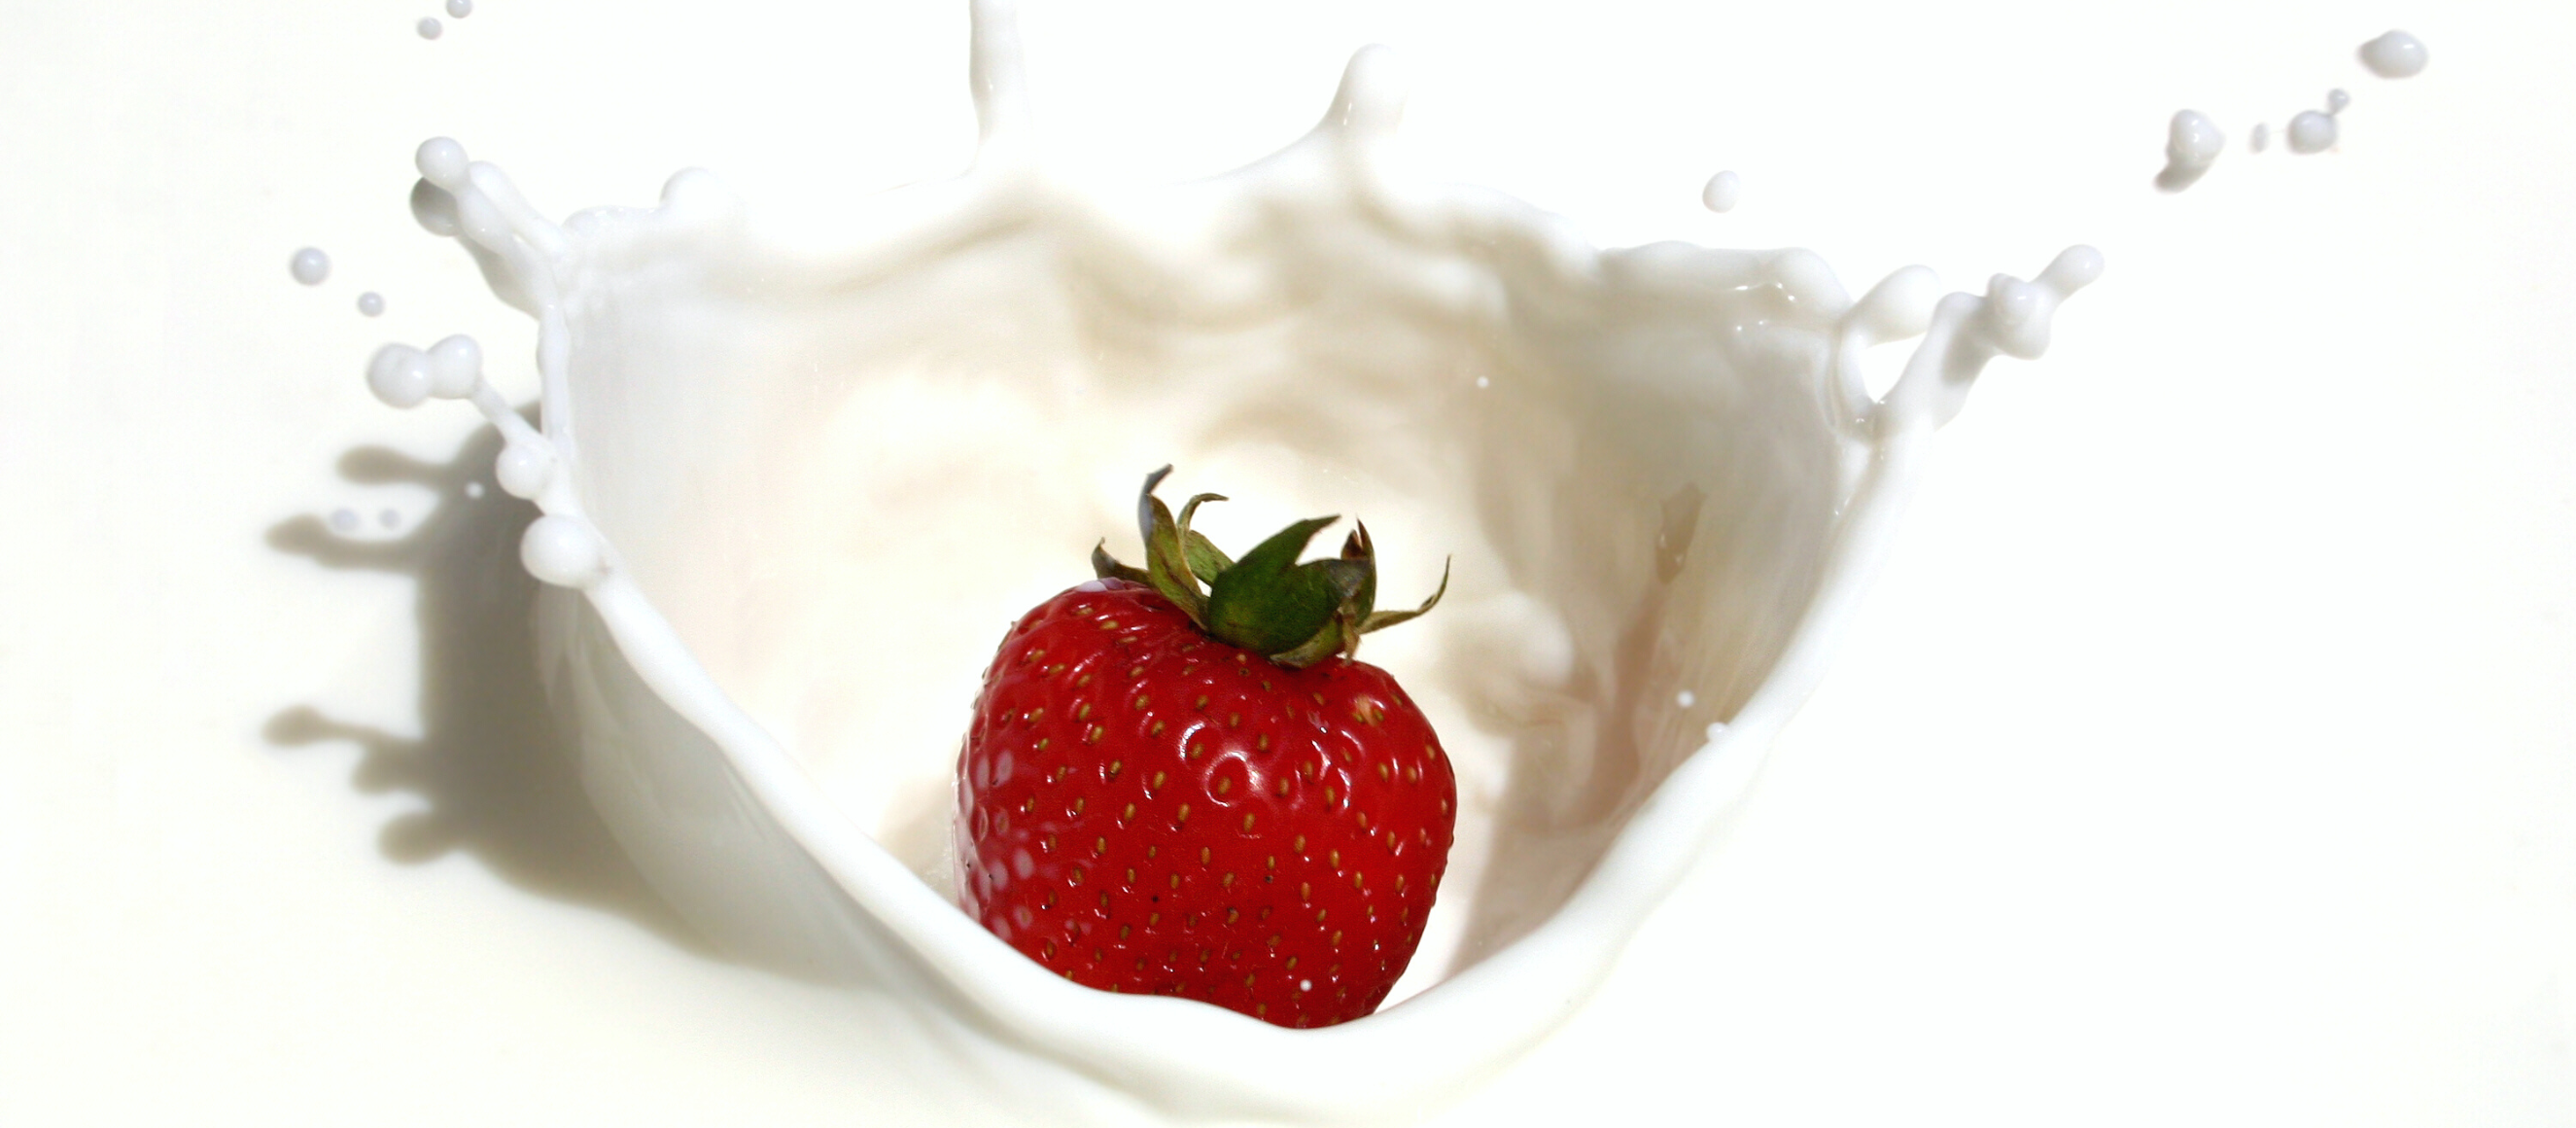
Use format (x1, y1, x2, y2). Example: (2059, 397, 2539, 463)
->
(2157, 32, 2429, 189)
(364, 274, 587, 584)
(359, 1, 2095, 1120)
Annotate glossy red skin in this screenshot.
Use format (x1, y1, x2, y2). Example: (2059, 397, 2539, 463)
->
(955, 580, 1456, 1028)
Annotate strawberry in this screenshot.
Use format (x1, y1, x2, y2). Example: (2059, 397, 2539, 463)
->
(954, 468, 1456, 1028)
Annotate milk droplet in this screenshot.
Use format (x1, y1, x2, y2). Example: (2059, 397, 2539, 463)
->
(409, 179, 462, 236)
(1699, 170, 1742, 213)
(2286, 110, 2337, 155)
(1705, 722, 1729, 741)
(1675, 689, 1695, 708)
(521, 514, 608, 588)
(2249, 123, 2270, 153)
(495, 439, 556, 499)
(356, 291, 384, 317)
(1474, 375, 1490, 389)
(329, 508, 360, 533)
(464, 481, 487, 499)
(417, 18, 443, 40)
(2154, 110, 2224, 193)
(2325, 88, 2350, 115)
(424, 334, 483, 399)
(415, 137, 470, 190)
(366, 343, 433, 408)
(1300, 979, 1313, 992)
(289, 247, 330, 286)
(2359, 30, 2428, 79)
(445, 0, 472, 17)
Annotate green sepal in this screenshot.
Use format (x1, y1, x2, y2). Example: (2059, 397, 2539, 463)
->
(1134, 467, 1208, 623)
(1091, 541, 1151, 585)
(1204, 516, 1350, 657)
(1358, 556, 1449, 634)
(1340, 523, 1378, 623)
(1174, 492, 1234, 584)
(1268, 605, 1358, 668)
(1183, 532, 1232, 586)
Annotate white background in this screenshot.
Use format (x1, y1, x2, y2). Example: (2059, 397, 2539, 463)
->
(2, 1, 2569, 1124)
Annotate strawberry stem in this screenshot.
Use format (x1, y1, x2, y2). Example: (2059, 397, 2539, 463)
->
(1092, 466, 1447, 668)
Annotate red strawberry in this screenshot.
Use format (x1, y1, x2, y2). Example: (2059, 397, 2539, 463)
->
(955, 468, 1456, 1028)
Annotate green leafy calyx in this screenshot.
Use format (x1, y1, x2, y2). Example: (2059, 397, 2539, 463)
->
(1091, 466, 1448, 669)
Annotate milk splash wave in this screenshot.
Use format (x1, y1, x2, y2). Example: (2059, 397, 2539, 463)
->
(362, 1, 2094, 1121)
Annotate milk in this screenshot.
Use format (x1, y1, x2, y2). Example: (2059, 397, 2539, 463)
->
(350, 0, 2098, 1121)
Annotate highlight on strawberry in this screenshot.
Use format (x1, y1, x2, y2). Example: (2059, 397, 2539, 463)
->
(954, 467, 1455, 1028)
